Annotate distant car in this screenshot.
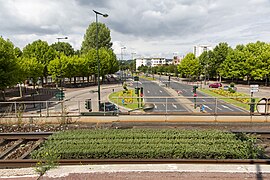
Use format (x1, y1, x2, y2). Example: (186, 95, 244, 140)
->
(209, 83, 222, 88)
(223, 85, 229, 90)
(99, 102, 119, 112)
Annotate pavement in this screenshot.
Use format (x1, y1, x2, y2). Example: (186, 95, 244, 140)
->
(1, 163, 270, 179)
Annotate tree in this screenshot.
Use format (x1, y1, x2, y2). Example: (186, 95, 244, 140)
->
(14, 47, 22, 58)
(50, 42, 75, 56)
(243, 41, 270, 84)
(0, 37, 20, 100)
(81, 22, 113, 54)
(106, 48, 119, 74)
(22, 40, 57, 84)
(178, 53, 200, 79)
(19, 57, 44, 89)
(211, 42, 231, 81)
(219, 48, 245, 81)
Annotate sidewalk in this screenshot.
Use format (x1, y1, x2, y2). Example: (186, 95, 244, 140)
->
(1, 164, 270, 180)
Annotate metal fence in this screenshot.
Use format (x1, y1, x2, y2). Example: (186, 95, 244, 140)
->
(0, 96, 269, 118)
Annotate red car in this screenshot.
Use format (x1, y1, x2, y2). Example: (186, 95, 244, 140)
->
(209, 83, 222, 88)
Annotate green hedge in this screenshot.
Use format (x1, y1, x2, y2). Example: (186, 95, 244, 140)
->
(31, 129, 262, 160)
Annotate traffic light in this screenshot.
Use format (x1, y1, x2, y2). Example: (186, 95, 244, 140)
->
(192, 86, 198, 93)
(85, 99, 92, 111)
(135, 87, 139, 94)
(140, 87, 144, 97)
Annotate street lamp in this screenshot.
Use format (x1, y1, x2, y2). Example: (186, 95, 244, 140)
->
(131, 52, 136, 78)
(57, 37, 68, 43)
(93, 10, 108, 109)
(56, 36, 68, 100)
(121, 47, 126, 83)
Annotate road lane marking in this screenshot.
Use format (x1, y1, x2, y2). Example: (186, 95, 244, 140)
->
(217, 107, 222, 111)
(172, 103, 177, 109)
(163, 104, 165, 107)
(221, 105, 234, 111)
(182, 89, 187, 92)
(159, 90, 163, 93)
(201, 99, 206, 102)
(204, 105, 212, 110)
(147, 90, 150, 93)
(154, 104, 157, 109)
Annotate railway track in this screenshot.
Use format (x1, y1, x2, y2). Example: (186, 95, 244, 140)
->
(0, 131, 270, 168)
(0, 132, 53, 165)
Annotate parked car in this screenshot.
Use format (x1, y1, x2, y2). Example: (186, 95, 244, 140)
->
(209, 83, 222, 88)
(99, 102, 119, 112)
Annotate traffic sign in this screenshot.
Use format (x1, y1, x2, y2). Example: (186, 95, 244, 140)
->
(250, 84, 259, 93)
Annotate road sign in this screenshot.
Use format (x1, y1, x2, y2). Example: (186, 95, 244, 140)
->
(250, 84, 259, 93)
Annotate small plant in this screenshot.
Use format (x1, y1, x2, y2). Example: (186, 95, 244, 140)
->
(33, 149, 60, 176)
(230, 82, 235, 87)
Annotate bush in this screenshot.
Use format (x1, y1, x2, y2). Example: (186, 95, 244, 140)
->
(230, 82, 235, 87)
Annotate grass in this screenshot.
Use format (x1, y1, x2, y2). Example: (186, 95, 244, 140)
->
(109, 89, 144, 110)
(199, 88, 258, 111)
(140, 75, 156, 81)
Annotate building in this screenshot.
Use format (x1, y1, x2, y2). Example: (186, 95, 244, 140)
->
(136, 57, 171, 70)
(193, 45, 213, 57)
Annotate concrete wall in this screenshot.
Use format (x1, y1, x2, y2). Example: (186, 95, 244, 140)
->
(0, 115, 269, 125)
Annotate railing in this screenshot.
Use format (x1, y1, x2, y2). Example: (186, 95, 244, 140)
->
(0, 96, 269, 118)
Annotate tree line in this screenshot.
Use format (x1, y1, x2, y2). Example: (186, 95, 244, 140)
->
(137, 41, 270, 85)
(179, 41, 270, 85)
(0, 22, 119, 100)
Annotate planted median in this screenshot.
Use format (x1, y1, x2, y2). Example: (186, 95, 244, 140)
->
(31, 129, 263, 160)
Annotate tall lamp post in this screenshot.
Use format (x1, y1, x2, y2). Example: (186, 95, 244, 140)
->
(93, 10, 108, 109)
(121, 47, 126, 82)
(56, 36, 68, 100)
(131, 52, 136, 78)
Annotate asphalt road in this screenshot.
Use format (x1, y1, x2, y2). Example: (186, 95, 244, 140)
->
(131, 79, 189, 113)
(159, 76, 247, 114)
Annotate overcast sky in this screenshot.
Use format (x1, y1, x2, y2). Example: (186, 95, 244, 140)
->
(1, 0, 270, 59)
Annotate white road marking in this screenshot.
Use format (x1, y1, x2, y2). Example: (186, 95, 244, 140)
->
(221, 105, 234, 111)
(163, 104, 165, 107)
(154, 104, 157, 109)
(201, 99, 206, 102)
(172, 103, 177, 109)
(204, 105, 212, 110)
(147, 90, 150, 93)
(159, 90, 163, 93)
(217, 107, 222, 111)
(182, 89, 187, 92)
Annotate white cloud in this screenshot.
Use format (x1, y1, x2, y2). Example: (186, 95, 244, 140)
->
(1, 0, 270, 58)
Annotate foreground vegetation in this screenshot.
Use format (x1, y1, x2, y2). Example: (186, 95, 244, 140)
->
(32, 129, 262, 160)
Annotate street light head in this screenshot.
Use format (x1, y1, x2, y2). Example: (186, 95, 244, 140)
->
(64, 37, 68, 39)
(93, 10, 108, 18)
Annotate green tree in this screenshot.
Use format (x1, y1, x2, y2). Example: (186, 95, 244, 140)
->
(0, 37, 20, 100)
(211, 42, 231, 81)
(243, 41, 270, 84)
(178, 53, 200, 79)
(23, 40, 57, 84)
(220, 48, 245, 81)
(50, 42, 75, 56)
(19, 57, 44, 89)
(81, 22, 112, 54)
(14, 47, 22, 58)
